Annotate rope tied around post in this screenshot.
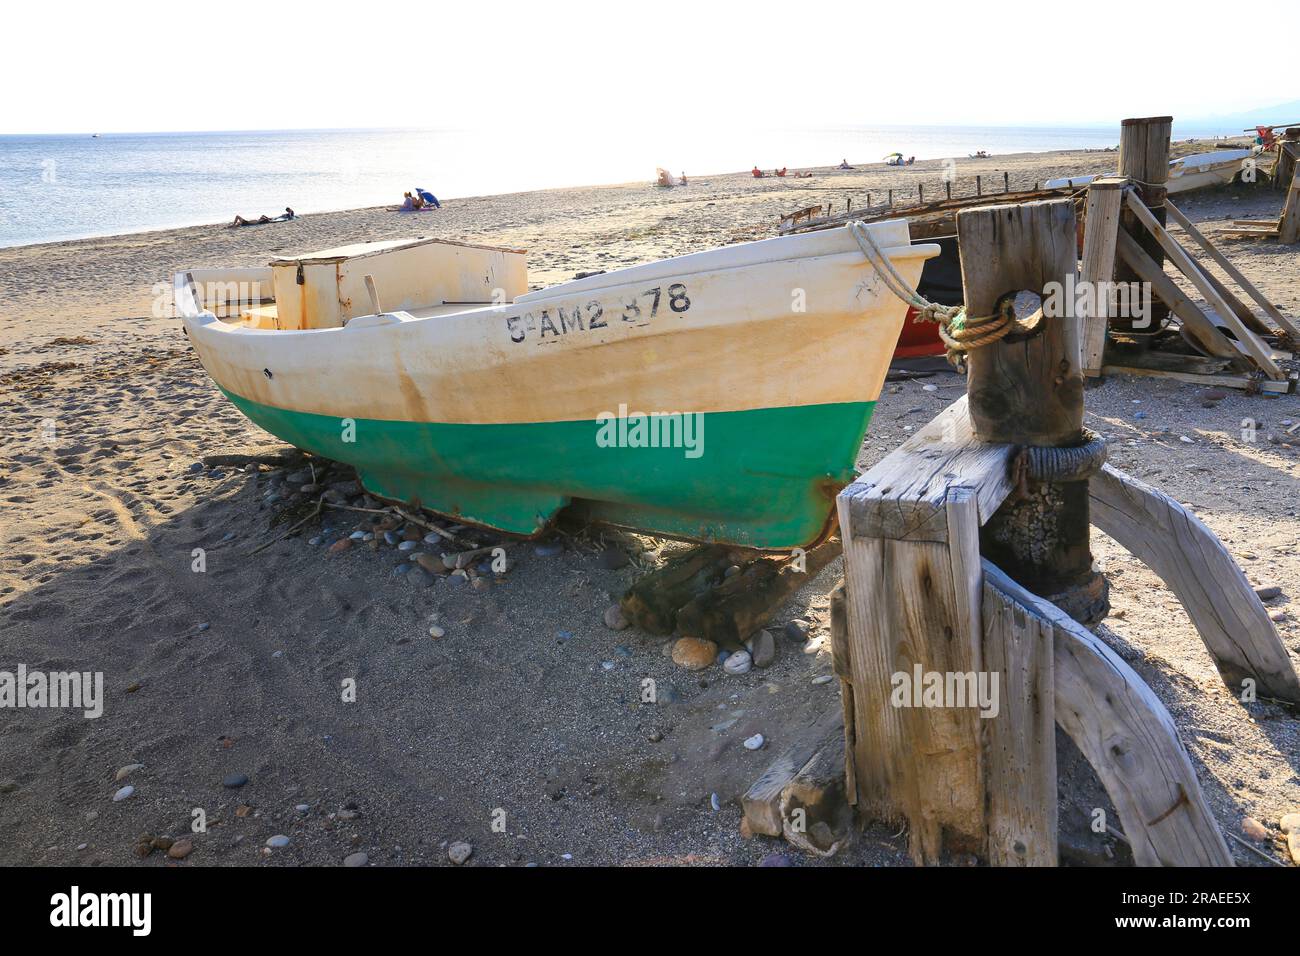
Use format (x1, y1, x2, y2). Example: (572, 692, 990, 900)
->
(848, 219, 1042, 367)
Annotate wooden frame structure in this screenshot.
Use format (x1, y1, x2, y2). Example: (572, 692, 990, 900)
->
(826, 196, 1300, 867)
(1080, 176, 1299, 389)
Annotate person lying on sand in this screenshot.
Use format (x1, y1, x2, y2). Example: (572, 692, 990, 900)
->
(230, 207, 295, 228)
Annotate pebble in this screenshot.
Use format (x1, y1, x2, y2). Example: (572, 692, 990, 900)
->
(407, 569, 434, 588)
(308, 536, 322, 546)
(603, 604, 629, 630)
(112, 785, 134, 802)
(223, 773, 249, 788)
(114, 764, 144, 781)
(428, 624, 446, 638)
(383, 530, 401, 546)
(709, 793, 721, 811)
(416, 553, 443, 574)
(448, 841, 473, 865)
(266, 835, 290, 849)
(1290, 832, 1300, 866)
(812, 674, 834, 685)
(1279, 811, 1300, 833)
(671, 637, 718, 671)
(423, 532, 443, 545)
(556, 629, 575, 644)
(783, 620, 810, 643)
(1241, 816, 1268, 842)
(349, 530, 366, 540)
(922, 384, 938, 392)
(391, 563, 411, 577)
(1134, 411, 1147, 420)
(1255, 585, 1282, 601)
(1269, 610, 1287, 623)
(743, 733, 765, 750)
(295, 804, 310, 813)
(1179, 435, 1194, 444)
(398, 540, 418, 551)
(344, 851, 369, 867)
(723, 650, 753, 675)
(329, 538, 352, 554)
(167, 839, 194, 860)
(534, 541, 563, 557)
(748, 629, 776, 668)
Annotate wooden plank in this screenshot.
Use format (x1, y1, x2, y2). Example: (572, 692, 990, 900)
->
(1124, 189, 1284, 379)
(958, 198, 1083, 445)
(983, 561, 1233, 867)
(828, 580, 857, 806)
(839, 395, 1017, 543)
(1100, 365, 1293, 393)
(1164, 200, 1300, 338)
(1090, 464, 1300, 702)
(979, 510, 1057, 866)
(1080, 178, 1126, 376)
(1114, 228, 1245, 364)
(1279, 145, 1300, 244)
(742, 706, 844, 837)
(836, 486, 987, 863)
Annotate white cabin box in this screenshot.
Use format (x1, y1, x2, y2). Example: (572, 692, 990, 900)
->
(266, 237, 527, 329)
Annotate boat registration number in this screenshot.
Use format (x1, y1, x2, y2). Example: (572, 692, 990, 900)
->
(506, 283, 691, 344)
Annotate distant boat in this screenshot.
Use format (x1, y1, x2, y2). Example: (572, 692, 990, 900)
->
(1044, 148, 1255, 193)
(175, 225, 937, 548)
(91, 133, 100, 138)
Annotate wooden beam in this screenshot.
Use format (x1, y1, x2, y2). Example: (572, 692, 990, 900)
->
(981, 574, 1057, 865)
(1163, 199, 1299, 338)
(1114, 228, 1245, 364)
(1080, 178, 1126, 376)
(1123, 189, 1284, 379)
(839, 395, 1017, 543)
(1100, 364, 1293, 393)
(836, 483, 987, 863)
(1089, 464, 1300, 703)
(983, 561, 1233, 867)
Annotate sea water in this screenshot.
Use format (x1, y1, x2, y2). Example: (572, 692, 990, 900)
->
(0, 123, 1234, 249)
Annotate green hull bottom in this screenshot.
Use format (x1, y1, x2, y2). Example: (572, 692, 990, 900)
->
(221, 389, 874, 549)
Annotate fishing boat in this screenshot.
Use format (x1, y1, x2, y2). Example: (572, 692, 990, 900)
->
(1044, 148, 1255, 193)
(176, 224, 937, 549)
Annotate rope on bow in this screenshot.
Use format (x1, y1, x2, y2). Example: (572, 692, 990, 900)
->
(847, 219, 1042, 365)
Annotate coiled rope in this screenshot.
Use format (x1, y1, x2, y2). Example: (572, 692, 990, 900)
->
(847, 219, 1042, 364)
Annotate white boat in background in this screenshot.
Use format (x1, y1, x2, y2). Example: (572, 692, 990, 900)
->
(1044, 148, 1255, 193)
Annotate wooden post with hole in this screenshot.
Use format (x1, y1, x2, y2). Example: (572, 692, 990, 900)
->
(1279, 143, 1300, 244)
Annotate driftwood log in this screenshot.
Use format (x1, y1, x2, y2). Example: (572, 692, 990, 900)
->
(621, 538, 841, 647)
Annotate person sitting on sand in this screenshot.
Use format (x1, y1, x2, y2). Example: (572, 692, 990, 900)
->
(838, 158, 854, 170)
(412, 193, 426, 210)
(280, 207, 295, 220)
(776, 167, 787, 177)
(399, 192, 415, 211)
(416, 188, 441, 209)
(752, 166, 764, 178)
(679, 171, 687, 186)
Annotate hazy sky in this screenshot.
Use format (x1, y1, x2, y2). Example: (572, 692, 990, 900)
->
(3, 0, 1292, 135)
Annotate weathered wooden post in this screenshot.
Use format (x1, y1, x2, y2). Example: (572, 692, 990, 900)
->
(961, 200, 1109, 623)
(1279, 142, 1300, 245)
(1115, 116, 1172, 334)
(1274, 128, 1299, 191)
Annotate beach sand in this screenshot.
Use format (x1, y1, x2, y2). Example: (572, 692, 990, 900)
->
(1, 145, 1297, 867)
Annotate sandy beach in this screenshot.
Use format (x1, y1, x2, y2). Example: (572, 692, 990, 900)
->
(1, 144, 1297, 868)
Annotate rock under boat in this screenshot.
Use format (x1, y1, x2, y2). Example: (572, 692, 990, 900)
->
(175, 224, 938, 549)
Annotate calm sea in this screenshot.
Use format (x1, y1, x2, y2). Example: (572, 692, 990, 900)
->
(0, 124, 1234, 249)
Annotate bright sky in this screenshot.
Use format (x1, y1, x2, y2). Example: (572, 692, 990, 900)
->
(2, 0, 1291, 135)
